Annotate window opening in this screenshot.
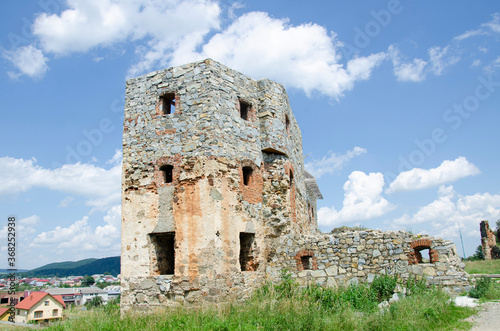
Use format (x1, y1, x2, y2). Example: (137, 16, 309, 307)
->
(239, 99, 251, 120)
(240, 233, 256, 271)
(160, 93, 175, 115)
(301, 256, 312, 270)
(289, 170, 294, 186)
(34, 311, 43, 318)
(285, 114, 290, 134)
(151, 232, 175, 275)
(160, 164, 173, 183)
(418, 248, 431, 263)
(242, 166, 253, 186)
(52, 309, 58, 317)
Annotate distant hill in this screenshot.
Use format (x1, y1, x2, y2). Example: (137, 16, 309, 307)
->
(0, 269, 29, 274)
(5, 256, 120, 278)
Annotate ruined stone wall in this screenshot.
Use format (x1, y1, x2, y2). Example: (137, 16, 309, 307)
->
(121, 59, 319, 311)
(266, 229, 469, 293)
(121, 59, 467, 312)
(480, 220, 499, 260)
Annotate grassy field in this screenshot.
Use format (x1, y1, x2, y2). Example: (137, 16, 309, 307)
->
(38, 274, 477, 331)
(465, 259, 500, 274)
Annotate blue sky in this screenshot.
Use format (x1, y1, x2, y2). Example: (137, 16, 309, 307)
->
(1, 0, 500, 269)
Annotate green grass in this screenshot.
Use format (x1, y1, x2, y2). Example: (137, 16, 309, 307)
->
(465, 259, 500, 274)
(42, 275, 476, 331)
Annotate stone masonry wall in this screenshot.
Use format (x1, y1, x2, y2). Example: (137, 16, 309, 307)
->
(267, 229, 469, 293)
(121, 59, 467, 312)
(121, 59, 321, 312)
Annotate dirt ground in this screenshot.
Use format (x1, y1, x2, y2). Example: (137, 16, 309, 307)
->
(465, 301, 500, 331)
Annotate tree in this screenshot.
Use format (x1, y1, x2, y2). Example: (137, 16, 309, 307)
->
(104, 271, 112, 276)
(85, 296, 103, 308)
(82, 275, 95, 286)
(471, 245, 484, 261)
(96, 282, 107, 289)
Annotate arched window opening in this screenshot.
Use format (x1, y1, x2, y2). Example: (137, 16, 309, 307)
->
(408, 239, 438, 265)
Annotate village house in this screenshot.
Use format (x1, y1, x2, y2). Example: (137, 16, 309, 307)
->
(15, 292, 65, 324)
(0, 307, 11, 321)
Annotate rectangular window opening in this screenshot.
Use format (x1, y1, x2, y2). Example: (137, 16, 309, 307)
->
(242, 166, 253, 186)
(285, 114, 290, 134)
(52, 309, 58, 317)
(34, 311, 43, 318)
(239, 99, 251, 120)
(289, 170, 294, 186)
(240, 232, 255, 271)
(160, 164, 173, 183)
(161, 93, 176, 115)
(151, 232, 175, 275)
(301, 256, 311, 270)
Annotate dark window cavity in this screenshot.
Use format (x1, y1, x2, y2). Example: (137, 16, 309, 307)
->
(243, 166, 253, 186)
(160, 164, 173, 183)
(151, 232, 175, 275)
(160, 93, 176, 115)
(240, 232, 255, 271)
(301, 256, 312, 270)
(239, 99, 251, 120)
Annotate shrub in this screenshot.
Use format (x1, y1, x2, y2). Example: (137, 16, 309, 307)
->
(85, 296, 103, 309)
(370, 275, 397, 302)
(469, 276, 492, 299)
(405, 275, 428, 296)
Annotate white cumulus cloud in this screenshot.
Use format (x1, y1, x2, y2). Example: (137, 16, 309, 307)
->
(2, 45, 48, 78)
(0, 153, 121, 210)
(172, 11, 387, 98)
(391, 185, 500, 242)
(305, 147, 366, 179)
(31, 205, 121, 255)
(387, 157, 480, 193)
(318, 171, 395, 228)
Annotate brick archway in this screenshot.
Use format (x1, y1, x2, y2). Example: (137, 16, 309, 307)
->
(408, 238, 439, 265)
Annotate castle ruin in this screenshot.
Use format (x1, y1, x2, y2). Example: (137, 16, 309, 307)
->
(480, 220, 499, 260)
(121, 59, 469, 312)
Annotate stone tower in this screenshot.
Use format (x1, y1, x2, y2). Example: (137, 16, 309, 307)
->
(121, 59, 322, 311)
